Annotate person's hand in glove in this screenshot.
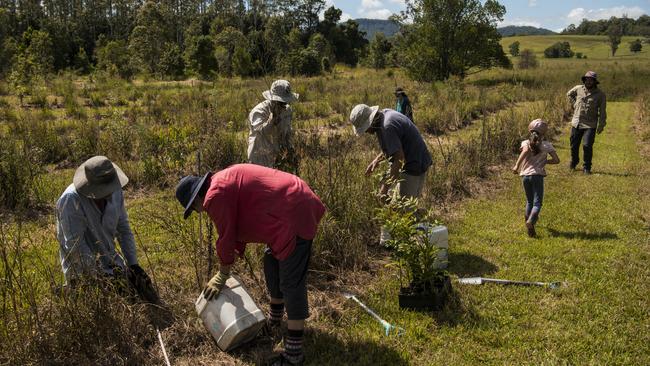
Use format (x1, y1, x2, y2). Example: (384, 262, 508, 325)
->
(596, 125, 604, 134)
(203, 271, 230, 300)
(128, 264, 160, 304)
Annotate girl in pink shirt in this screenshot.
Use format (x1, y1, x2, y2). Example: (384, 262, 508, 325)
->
(512, 119, 561, 237)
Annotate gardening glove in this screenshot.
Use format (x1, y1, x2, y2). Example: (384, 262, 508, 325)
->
(128, 264, 160, 304)
(596, 125, 604, 134)
(203, 271, 230, 301)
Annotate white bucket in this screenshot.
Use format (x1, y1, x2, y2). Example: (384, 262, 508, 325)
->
(195, 276, 266, 351)
(416, 224, 449, 270)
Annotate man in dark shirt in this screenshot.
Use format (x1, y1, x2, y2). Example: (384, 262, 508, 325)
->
(350, 104, 432, 245)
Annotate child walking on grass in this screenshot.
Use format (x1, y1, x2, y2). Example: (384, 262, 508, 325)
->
(512, 119, 561, 237)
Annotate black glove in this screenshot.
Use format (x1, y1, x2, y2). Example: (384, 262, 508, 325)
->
(128, 264, 160, 304)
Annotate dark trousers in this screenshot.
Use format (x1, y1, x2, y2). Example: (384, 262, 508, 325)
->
(263, 237, 312, 320)
(570, 127, 597, 170)
(522, 175, 544, 224)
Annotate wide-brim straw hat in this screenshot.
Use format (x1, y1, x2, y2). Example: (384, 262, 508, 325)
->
(263, 79, 299, 103)
(350, 104, 380, 136)
(73, 156, 128, 199)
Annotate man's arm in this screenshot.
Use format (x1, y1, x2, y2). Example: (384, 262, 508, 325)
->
(249, 103, 276, 134)
(380, 149, 405, 197)
(205, 188, 241, 267)
(366, 152, 386, 176)
(57, 194, 95, 279)
(566, 86, 578, 105)
(115, 191, 138, 266)
(597, 93, 607, 133)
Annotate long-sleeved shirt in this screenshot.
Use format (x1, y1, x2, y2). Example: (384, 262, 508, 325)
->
(56, 184, 138, 283)
(247, 100, 293, 168)
(202, 164, 326, 266)
(566, 85, 607, 129)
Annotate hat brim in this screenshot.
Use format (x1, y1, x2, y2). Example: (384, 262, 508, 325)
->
(73, 162, 128, 199)
(582, 76, 599, 84)
(263, 90, 299, 103)
(354, 105, 379, 136)
(183, 172, 212, 219)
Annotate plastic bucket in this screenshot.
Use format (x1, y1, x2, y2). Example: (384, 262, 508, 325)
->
(195, 276, 266, 351)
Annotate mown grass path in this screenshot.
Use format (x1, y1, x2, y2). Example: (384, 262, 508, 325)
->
(313, 102, 649, 365)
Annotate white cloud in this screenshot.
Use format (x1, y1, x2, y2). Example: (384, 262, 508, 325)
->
(567, 6, 647, 23)
(361, 0, 383, 9)
(365, 8, 393, 19)
(341, 12, 352, 22)
(389, 0, 406, 4)
(528, 0, 537, 7)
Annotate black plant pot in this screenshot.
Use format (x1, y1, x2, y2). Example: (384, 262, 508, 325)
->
(398, 274, 451, 310)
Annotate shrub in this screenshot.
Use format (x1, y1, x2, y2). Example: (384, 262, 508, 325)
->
(519, 49, 538, 69)
(509, 41, 520, 57)
(544, 42, 574, 58)
(0, 138, 41, 210)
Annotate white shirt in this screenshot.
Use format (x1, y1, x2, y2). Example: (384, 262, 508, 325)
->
(247, 100, 293, 168)
(56, 184, 138, 283)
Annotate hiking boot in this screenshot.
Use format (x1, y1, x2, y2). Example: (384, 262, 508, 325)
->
(266, 353, 304, 366)
(526, 222, 536, 238)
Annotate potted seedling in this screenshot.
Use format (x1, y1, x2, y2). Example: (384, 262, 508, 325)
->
(375, 184, 451, 310)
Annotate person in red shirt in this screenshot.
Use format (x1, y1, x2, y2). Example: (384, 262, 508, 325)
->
(175, 164, 325, 366)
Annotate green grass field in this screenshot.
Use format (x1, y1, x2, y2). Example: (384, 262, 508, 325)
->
(501, 35, 649, 59)
(315, 102, 649, 365)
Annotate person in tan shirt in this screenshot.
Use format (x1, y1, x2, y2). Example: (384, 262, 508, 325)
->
(566, 71, 607, 174)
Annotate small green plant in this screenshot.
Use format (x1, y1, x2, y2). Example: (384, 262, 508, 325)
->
(374, 173, 444, 289)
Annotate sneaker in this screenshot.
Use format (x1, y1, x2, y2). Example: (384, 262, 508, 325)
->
(526, 222, 536, 237)
(266, 353, 304, 366)
(583, 168, 591, 175)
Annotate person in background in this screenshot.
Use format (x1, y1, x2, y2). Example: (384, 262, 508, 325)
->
(350, 104, 432, 246)
(56, 156, 158, 302)
(566, 71, 607, 174)
(248, 79, 299, 172)
(512, 119, 561, 237)
(395, 87, 414, 122)
(175, 164, 326, 366)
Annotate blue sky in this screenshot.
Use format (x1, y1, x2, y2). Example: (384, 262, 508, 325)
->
(326, 0, 649, 32)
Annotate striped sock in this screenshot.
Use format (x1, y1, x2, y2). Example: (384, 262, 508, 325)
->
(283, 329, 304, 364)
(269, 303, 284, 325)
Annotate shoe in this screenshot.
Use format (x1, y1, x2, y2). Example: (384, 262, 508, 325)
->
(526, 222, 536, 237)
(569, 163, 577, 171)
(583, 169, 591, 175)
(266, 353, 304, 366)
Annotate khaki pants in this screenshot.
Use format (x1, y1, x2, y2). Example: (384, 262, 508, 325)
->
(380, 172, 427, 245)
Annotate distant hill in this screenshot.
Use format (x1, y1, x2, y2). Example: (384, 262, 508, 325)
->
(353, 20, 557, 40)
(498, 26, 556, 37)
(354, 18, 400, 40)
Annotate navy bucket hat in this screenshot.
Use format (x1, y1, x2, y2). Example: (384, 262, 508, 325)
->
(175, 172, 212, 219)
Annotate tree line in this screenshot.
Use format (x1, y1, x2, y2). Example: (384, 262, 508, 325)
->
(0, 0, 512, 86)
(562, 15, 650, 37)
(0, 0, 369, 80)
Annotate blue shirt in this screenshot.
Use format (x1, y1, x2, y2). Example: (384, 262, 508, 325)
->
(56, 184, 138, 283)
(376, 109, 432, 176)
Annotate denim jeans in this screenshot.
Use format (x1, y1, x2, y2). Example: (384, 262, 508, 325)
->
(522, 175, 544, 224)
(570, 127, 597, 170)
